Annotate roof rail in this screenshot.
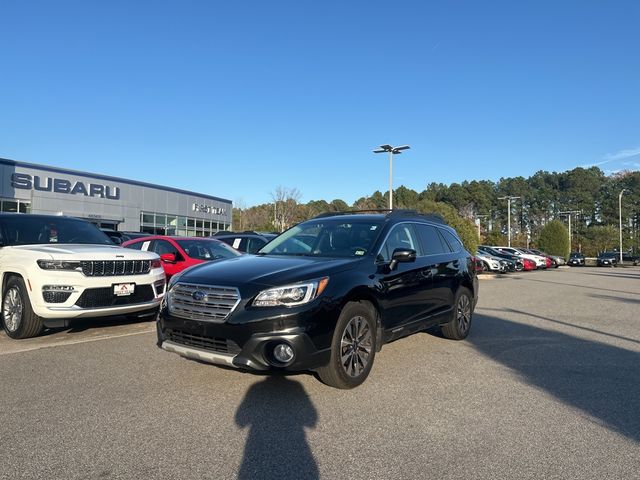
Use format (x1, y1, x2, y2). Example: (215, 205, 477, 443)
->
(312, 209, 447, 224)
(387, 209, 447, 224)
(313, 209, 392, 219)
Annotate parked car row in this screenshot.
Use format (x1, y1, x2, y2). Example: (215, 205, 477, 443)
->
(475, 245, 563, 273)
(567, 251, 638, 267)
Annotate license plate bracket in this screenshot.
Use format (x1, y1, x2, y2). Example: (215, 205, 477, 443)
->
(113, 283, 135, 296)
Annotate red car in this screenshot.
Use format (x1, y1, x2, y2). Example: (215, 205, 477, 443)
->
(122, 235, 241, 280)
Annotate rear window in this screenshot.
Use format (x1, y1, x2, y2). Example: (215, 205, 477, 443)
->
(440, 229, 464, 252)
(414, 224, 448, 254)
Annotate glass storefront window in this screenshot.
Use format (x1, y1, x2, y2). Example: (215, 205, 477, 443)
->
(2, 201, 18, 213)
(140, 211, 230, 238)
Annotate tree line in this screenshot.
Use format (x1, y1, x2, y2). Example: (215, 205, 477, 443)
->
(233, 167, 640, 256)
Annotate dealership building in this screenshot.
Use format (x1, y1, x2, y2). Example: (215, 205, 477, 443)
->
(0, 158, 232, 236)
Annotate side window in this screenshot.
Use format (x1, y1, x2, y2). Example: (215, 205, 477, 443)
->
(152, 240, 179, 257)
(246, 238, 266, 254)
(440, 229, 464, 252)
(378, 224, 422, 262)
(414, 224, 448, 255)
(124, 241, 143, 250)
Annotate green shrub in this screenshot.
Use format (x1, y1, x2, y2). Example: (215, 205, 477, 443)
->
(538, 220, 570, 257)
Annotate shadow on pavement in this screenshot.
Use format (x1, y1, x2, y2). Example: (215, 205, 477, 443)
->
(235, 375, 319, 480)
(517, 277, 640, 296)
(590, 293, 640, 306)
(470, 313, 640, 442)
(38, 314, 156, 336)
(480, 307, 640, 346)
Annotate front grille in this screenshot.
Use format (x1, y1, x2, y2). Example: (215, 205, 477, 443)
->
(43, 291, 72, 303)
(75, 285, 155, 308)
(166, 329, 241, 355)
(81, 260, 151, 277)
(168, 283, 240, 322)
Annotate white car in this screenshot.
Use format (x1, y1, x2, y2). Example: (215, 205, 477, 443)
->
(475, 252, 504, 272)
(0, 214, 166, 339)
(494, 246, 547, 269)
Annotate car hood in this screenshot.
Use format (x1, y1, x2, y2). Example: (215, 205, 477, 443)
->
(9, 244, 159, 260)
(176, 254, 362, 288)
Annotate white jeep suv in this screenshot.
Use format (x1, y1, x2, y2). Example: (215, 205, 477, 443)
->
(0, 214, 166, 339)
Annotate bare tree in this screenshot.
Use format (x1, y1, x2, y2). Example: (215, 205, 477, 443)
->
(271, 186, 302, 231)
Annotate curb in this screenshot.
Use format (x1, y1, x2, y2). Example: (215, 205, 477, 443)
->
(478, 273, 499, 280)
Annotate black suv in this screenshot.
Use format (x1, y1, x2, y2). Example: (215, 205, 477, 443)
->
(157, 211, 478, 388)
(597, 252, 618, 267)
(568, 252, 585, 266)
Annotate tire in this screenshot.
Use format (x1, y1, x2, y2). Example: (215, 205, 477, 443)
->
(2, 276, 44, 339)
(441, 287, 474, 340)
(482, 261, 491, 272)
(316, 301, 377, 389)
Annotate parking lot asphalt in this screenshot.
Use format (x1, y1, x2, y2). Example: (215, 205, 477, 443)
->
(1, 267, 639, 480)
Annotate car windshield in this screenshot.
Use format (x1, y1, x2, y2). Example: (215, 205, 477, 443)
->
(600, 252, 617, 258)
(0, 215, 113, 246)
(259, 219, 384, 257)
(570, 253, 582, 258)
(176, 239, 242, 261)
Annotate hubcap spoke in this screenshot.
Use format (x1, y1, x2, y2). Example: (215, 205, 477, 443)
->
(340, 315, 373, 377)
(457, 295, 471, 333)
(3, 287, 23, 332)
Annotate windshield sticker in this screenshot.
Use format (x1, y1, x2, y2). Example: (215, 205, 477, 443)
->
(355, 249, 366, 256)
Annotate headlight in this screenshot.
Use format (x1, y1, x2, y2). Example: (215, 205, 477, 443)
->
(253, 277, 329, 307)
(37, 260, 82, 271)
(167, 272, 186, 292)
(151, 258, 162, 269)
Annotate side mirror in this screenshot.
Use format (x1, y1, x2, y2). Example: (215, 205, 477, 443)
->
(160, 253, 176, 264)
(389, 248, 416, 271)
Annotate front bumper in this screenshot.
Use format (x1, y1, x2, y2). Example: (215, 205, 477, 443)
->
(157, 301, 336, 372)
(29, 269, 166, 319)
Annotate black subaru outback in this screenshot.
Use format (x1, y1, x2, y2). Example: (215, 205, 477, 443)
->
(157, 210, 478, 389)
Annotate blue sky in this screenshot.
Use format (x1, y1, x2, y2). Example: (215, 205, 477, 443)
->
(1, 1, 638, 206)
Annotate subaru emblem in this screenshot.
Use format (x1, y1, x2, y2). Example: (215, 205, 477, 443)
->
(192, 290, 206, 301)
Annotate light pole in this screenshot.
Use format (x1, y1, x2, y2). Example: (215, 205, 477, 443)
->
(619, 189, 627, 263)
(475, 214, 490, 239)
(373, 144, 410, 210)
(559, 210, 580, 251)
(498, 196, 520, 247)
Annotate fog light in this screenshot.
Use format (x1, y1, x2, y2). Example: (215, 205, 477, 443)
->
(273, 343, 294, 363)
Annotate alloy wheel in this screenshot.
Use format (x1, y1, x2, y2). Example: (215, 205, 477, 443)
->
(3, 287, 23, 333)
(340, 315, 373, 377)
(457, 294, 472, 335)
